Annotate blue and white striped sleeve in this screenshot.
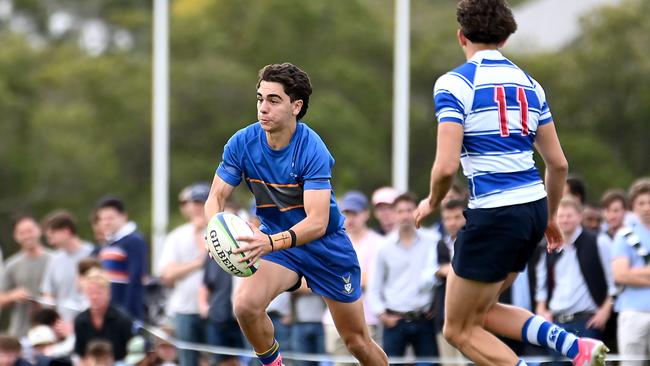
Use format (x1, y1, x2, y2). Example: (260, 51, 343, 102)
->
(534, 81, 553, 125)
(433, 73, 469, 124)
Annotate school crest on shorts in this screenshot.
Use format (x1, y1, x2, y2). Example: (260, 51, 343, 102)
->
(341, 273, 353, 295)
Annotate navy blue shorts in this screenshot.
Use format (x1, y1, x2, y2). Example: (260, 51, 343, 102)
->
(263, 229, 362, 303)
(452, 198, 548, 283)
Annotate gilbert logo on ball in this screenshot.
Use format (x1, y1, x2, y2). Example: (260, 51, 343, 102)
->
(206, 212, 259, 277)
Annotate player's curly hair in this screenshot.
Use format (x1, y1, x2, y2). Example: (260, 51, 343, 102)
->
(257, 63, 312, 120)
(457, 0, 517, 45)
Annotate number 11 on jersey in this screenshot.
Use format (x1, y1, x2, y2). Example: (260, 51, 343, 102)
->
(494, 85, 529, 137)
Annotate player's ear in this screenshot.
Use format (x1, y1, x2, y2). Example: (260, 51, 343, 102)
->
(457, 29, 467, 47)
(292, 99, 303, 117)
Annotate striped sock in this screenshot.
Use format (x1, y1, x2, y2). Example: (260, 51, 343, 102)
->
(517, 360, 528, 366)
(256, 339, 282, 366)
(521, 315, 579, 359)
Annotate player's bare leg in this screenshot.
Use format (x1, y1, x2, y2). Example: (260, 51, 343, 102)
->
(459, 271, 608, 366)
(233, 260, 299, 354)
(443, 269, 520, 366)
(483, 272, 536, 340)
(325, 297, 388, 366)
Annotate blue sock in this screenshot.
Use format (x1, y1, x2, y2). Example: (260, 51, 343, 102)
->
(521, 315, 579, 359)
(256, 339, 281, 366)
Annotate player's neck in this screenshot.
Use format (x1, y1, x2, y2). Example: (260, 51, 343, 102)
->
(265, 121, 297, 150)
(463, 44, 500, 61)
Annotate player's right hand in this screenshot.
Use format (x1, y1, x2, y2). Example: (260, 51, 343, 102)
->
(414, 197, 435, 228)
(545, 220, 564, 253)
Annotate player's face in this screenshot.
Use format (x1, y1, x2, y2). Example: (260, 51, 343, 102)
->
(13, 218, 42, 250)
(632, 193, 650, 225)
(442, 208, 465, 238)
(603, 200, 626, 231)
(256, 81, 303, 133)
(557, 205, 582, 237)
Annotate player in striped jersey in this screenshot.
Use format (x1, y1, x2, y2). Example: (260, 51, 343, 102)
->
(414, 1, 608, 365)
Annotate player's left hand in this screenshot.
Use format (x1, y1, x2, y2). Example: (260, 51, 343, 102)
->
(586, 307, 610, 330)
(545, 219, 564, 253)
(233, 224, 271, 267)
(415, 197, 435, 228)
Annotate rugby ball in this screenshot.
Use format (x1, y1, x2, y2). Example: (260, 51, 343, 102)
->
(206, 212, 259, 277)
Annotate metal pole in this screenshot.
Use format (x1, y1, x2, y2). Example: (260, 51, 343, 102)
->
(152, 0, 169, 272)
(392, 0, 410, 192)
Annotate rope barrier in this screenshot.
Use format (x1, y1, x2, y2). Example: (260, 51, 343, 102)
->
(30, 296, 650, 364)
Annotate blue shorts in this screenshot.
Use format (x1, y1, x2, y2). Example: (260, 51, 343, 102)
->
(263, 229, 361, 303)
(452, 198, 548, 283)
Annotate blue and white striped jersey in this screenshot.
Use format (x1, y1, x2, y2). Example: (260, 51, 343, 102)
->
(434, 49, 551, 209)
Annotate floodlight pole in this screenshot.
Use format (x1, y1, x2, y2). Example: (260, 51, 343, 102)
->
(152, 0, 169, 272)
(392, 0, 410, 192)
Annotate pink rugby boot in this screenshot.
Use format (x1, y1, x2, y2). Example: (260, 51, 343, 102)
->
(572, 338, 609, 366)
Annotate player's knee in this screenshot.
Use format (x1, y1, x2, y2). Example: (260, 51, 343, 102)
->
(442, 322, 469, 350)
(232, 293, 264, 322)
(341, 332, 369, 357)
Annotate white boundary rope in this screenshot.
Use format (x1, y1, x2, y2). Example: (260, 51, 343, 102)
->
(31, 297, 649, 364)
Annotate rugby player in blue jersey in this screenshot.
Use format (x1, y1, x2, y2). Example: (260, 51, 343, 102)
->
(204, 63, 388, 366)
(414, 1, 608, 365)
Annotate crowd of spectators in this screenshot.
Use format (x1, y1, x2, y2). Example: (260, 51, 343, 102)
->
(1, 176, 649, 366)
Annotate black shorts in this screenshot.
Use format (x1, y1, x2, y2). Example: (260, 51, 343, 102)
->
(452, 198, 548, 283)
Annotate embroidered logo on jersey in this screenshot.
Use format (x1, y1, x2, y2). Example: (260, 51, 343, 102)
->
(341, 273, 353, 295)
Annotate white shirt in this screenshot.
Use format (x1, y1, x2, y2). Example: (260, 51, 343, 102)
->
(367, 230, 438, 315)
(40, 242, 94, 321)
(157, 223, 204, 315)
(535, 227, 616, 315)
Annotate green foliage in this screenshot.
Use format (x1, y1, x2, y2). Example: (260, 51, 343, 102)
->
(514, 0, 650, 202)
(1, 0, 649, 251)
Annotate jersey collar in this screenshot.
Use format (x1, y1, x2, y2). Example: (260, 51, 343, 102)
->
(469, 49, 505, 63)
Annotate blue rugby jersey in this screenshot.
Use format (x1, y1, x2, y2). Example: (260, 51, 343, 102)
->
(216, 122, 345, 236)
(434, 49, 551, 209)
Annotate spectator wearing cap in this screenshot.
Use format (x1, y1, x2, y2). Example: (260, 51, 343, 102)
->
(96, 196, 148, 320)
(371, 187, 399, 236)
(121, 336, 155, 366)
(323, 191, 383, 366)
(156, 183, 210, 366)
(26, 325, 61, 366)
(40, 210, 95, 322)
(30, 308, 75, 360)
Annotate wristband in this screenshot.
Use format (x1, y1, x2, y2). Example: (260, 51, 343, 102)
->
(288, 229, 297, 248)
(267, 234, 274, 252)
